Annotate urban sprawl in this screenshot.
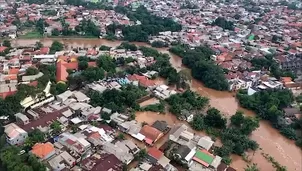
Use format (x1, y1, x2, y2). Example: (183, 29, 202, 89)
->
(0, 0, 301, 171)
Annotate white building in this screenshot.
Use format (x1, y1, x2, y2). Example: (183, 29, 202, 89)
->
(4, 123, 28, 145)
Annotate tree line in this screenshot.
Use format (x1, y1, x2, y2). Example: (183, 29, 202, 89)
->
(237, 89, 302, 148)
(169, 44, 229, 91)
(106, 6, 182, 42)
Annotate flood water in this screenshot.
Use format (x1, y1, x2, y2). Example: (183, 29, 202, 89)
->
(12, 38, 302, 171)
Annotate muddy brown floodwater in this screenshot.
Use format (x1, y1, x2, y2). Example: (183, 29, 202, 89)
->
(12, 38, 302, 171)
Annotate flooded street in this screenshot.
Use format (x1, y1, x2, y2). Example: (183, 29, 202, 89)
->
(12, 38, 302, 171)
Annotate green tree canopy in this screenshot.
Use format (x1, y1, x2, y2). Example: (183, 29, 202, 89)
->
(97, 55, 116, 73)
(50, 41, 64, 54)
(204, 108, 227, 129)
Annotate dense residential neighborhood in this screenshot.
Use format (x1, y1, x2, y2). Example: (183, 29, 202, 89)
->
(0, 0, 301, 171)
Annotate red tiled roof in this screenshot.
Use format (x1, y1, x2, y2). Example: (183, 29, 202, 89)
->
(39, 47, 50, 55)
(8, 68, 19, 75)
(148, 147, 163, 160)
(139, 125, 163, 142)
(31, 142, 55, 159)
(56, 61, 78, 82)
(0, 91, 17, 99)
(0, 46, 8, 52)
(128, 74, 156, 87)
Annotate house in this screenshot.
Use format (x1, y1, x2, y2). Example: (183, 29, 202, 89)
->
(180, 109, 194, 122)
(4, 123, 28, 145)
(30, 142, 56, 161)
(103, 140, 140, 164)
(192, 148, 221, 169)
(169, 124, 194, 145)
(79, 153, 123, 171)
(139, 125, 164, 145)
(197, 136, 214, 151)
(283, 107, 301, 120)
(174, 144, 195, 164)
(15, 113, 30, 125)
(151, 120, 170, 133)
(56, 60, 78, 82)
(48, 151, 76, 171)
(148, 147, 171, 169)
(57, 132, 92, 156)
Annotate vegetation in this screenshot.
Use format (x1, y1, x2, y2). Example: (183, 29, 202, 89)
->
(204, 108, 227, 129)
(142, 102, 165, 113)
(88, 84, 147, 113)
(50, 41, 64, 54)
(212, 17, 235, 30)
(166, 90, 209, 117)
(24, 129, 45, 149)
(250, 55, 296, 80)
(245, 164, 260, 171)
(99, 45, 111, 51)
(169, 44, 229, 90)
(139, 46, 180, 85)
(97, 55, 116, 73)
(0, 146, 46, 171)
(134, 149, 148, 161)
(25, 67, 39, 76)
(107, 6, 182, 42)
(20, 31, 43, 39)
(2, 40, 11, 48)
(50, 82, 68, 95)
(117, 42, 138, 51)
(75, 19, 100, 37)
(190, 114, 204, 131)
(151, 41, 168, 48)
(237, 89, 302, 147)
(50, 121, 62, 135)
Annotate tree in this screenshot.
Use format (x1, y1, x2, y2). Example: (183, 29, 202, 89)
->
(240, 116, 259, 135)
(151, 41, 168, 48)
(204, 108, 227, 129)
(50, 41, 64, 54)
(134, 149, 147, 161)
(99, 45, 111, 51)
(51, 28, 60, 36)
(245, 164, 259, 171)
(231, 111, 244, 127)
(54, 82, 68, 95)
(212, 17, 234, 30)
(2, 40, 11, 48)
(78, 61, 88, 70)
(190, 114, 204, 131)
(101, 112, 111, 120)
(97, 55, 116, 73)
(81, 67, 105, 82)
(35, 41, 43, 50)
(50, 121, 61, 135)
(117, 133, 125, 140)
(25, 67, 39, 75)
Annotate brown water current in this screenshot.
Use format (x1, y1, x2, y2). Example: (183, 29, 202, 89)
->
(12, 38, 302, 171)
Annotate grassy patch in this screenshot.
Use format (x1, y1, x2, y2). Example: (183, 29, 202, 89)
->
(19, 31, 43, 39)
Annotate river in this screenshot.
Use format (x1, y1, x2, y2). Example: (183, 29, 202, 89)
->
(12, 38, 302, 171)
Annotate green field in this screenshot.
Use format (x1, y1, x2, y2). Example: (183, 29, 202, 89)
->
(194, 150, 214, 164)
(19, 31, 43, 39)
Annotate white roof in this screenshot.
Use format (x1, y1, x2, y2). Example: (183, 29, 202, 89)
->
(33, 55, 56, 59)
(78, 137, 91, 147)
(70, 117, 82, 124)
(131, 133, 145, 141)
(197, 136, 214, 151)
(62, 109, 73, 117)
(210, 155, 222, 168)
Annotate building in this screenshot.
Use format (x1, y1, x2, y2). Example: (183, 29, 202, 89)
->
(48, 151, 76, 171)
(30, 142, 56, 161)
(80, 153, 123, 171)
(103, 140, 140, 164)
(57, 132, 92, 156)
(15, 112, 30, 125)
(4, 123, 28, 145)
(139, 125, 164, 145)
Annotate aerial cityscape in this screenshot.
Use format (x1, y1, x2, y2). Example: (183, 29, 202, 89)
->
(0, 0, 301, 171)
